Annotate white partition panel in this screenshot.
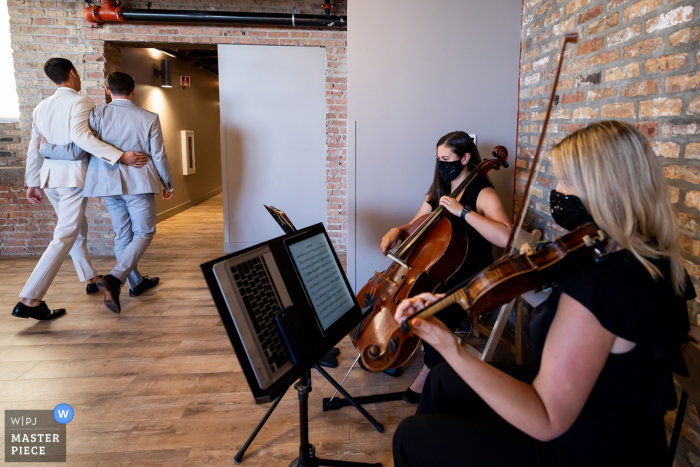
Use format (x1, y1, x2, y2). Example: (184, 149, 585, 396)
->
(348, 0, 522, 286)
(218, 45, 327, 253)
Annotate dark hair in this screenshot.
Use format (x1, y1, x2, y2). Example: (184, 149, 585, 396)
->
(107, 72, 135, 96)
(426, 131, 482, 208)
(44, 58, 76, 84)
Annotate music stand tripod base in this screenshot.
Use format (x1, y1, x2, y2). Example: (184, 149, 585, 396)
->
(288, 372, 382, 467)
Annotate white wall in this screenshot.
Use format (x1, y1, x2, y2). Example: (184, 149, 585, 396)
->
(0, 0, 18, 121)
(218, 45, 327, 253)
(348, 0, 522, 289)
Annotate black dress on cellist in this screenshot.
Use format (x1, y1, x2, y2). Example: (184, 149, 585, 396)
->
(422, 174, 495, 370)
(393, 250, 694, 467)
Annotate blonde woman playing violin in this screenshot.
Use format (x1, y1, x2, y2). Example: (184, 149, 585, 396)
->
(392, 121, 693, 467)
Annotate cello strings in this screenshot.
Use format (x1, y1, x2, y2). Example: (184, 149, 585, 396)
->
(395, 168, 481, 258)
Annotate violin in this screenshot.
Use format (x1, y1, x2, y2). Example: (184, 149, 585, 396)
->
(351, 146, 509, 369)
(361, 33, 593, 372)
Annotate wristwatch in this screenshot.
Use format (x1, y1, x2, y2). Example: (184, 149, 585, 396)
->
(460, 205, 472, 220)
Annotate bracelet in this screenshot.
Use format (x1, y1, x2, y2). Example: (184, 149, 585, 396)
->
(460, 205, 471, 220)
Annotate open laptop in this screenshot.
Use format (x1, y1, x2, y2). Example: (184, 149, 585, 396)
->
(201, 223, 362, 403)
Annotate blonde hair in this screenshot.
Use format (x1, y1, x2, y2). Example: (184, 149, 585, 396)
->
(551, 120, 686, 295)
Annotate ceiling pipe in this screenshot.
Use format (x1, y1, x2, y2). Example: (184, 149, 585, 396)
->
(84, 1, 346, 28)
(158, 48, 219, 76)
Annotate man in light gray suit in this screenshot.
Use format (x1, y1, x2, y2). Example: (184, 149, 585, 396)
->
(40, 72, 174, 314)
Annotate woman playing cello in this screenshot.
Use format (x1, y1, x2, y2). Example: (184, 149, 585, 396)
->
(379, 131, 512, 402)
(392, 121, 694, 467)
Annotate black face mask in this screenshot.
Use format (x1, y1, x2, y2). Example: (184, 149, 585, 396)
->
(437, 160, 464, 182)
(549, 190, 594, 231)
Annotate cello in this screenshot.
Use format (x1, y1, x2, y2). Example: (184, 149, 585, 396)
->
(358, 33, 605, 372)
(352, 146, 509, 369)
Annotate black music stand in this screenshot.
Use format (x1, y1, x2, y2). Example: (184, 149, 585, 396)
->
(232, 209, 385, 464)
(263, 205, 405, 414)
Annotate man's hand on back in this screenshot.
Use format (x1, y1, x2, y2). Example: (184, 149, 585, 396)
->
(26, 187, 43, 204)
(40, 135, 47, 146)
(119, 151, 148, 168)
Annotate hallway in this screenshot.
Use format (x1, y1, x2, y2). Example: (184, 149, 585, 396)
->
(0, 195, 421, 466)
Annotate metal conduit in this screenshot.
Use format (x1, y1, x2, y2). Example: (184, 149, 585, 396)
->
(122, 10, 345, 27)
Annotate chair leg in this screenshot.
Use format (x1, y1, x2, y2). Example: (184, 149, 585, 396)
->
(515, 300, 524, 365)
(668, 390, 688, 467)
(481, 301, 514, 362)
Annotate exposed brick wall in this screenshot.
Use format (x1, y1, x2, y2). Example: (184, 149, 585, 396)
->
(517, 1, 700, 464)
(516, 0, 699, 319)
(0, 0, 347, 256)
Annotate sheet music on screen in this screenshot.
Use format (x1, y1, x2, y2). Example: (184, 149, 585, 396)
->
(288, 233, 355, 330)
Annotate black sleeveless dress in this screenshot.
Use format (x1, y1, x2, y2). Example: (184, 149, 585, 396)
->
(393, 250, 693, 467)
(424, 175, 495, 368)
(528, 249, 694, 466)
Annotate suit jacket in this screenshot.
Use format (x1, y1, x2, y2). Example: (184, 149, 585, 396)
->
(40, 99, 173, 197)
(25, 87, 123, 188)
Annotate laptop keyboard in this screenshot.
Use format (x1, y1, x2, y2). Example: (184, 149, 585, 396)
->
(231, 256, 291, 374)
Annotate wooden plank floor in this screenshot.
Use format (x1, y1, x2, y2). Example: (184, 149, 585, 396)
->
(0, 195, 426, 467)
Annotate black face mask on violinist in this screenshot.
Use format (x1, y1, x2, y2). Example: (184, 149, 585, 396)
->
(437, 159, 464, 182)
(549, 190, 594, 231)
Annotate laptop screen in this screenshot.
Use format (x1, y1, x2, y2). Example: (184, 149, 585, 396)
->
(287, 232, 355, 330)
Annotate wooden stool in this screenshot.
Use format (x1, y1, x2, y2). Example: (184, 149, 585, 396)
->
(466, 228, 542, 363)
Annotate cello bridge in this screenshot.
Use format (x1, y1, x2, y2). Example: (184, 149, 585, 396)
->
(374, 272, 397, 287)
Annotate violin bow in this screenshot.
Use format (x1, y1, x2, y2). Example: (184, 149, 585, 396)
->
(503, 33, 579, 257)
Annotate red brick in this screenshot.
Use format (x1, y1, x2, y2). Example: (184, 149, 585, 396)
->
(622, 79, 658, 97)
(623, 37, 663, 59)
(607, 24, 641, 46)
(624, 0, 662, 22)
(576, 37, 604, 56)
(639, 98, 683, 117)
(561, 91, 584, 104)
(562, 59, 587, 75)
(588, 86, 618, 100)
(588, 12, 618, 35)
(579, 4, 604, 24)
(632, 121, 658, 137)
(645, 5, 694, 34)
(688, 96, 700, 115)
(601, 102, 635, 118)
(645, 54, 687, 73)
(589, 49, 620, 66)
(665, 73, 700, 92)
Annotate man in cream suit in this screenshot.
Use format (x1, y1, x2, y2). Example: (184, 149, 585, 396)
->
(41, 72, 174, 314)
(12, 59, 146, 321)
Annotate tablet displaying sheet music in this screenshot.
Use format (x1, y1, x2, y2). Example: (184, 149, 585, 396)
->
(287, 232, 355, 331)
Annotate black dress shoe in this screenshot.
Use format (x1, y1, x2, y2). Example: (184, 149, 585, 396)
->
(96, 274, 122, 314)
(403, 387, 421, 404)
(317, 352, 339, 368)
(129, 275, 160, 297)
(12, 302, 66, 321)
(86, 276, 102, 295)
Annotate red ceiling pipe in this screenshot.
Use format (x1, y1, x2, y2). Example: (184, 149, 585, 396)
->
(84, 0, 126, 27)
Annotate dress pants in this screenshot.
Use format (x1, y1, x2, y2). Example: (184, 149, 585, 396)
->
(20, 187, 98, 300)
(104, 193, 156, 287)
(393, 362, 552, 467)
